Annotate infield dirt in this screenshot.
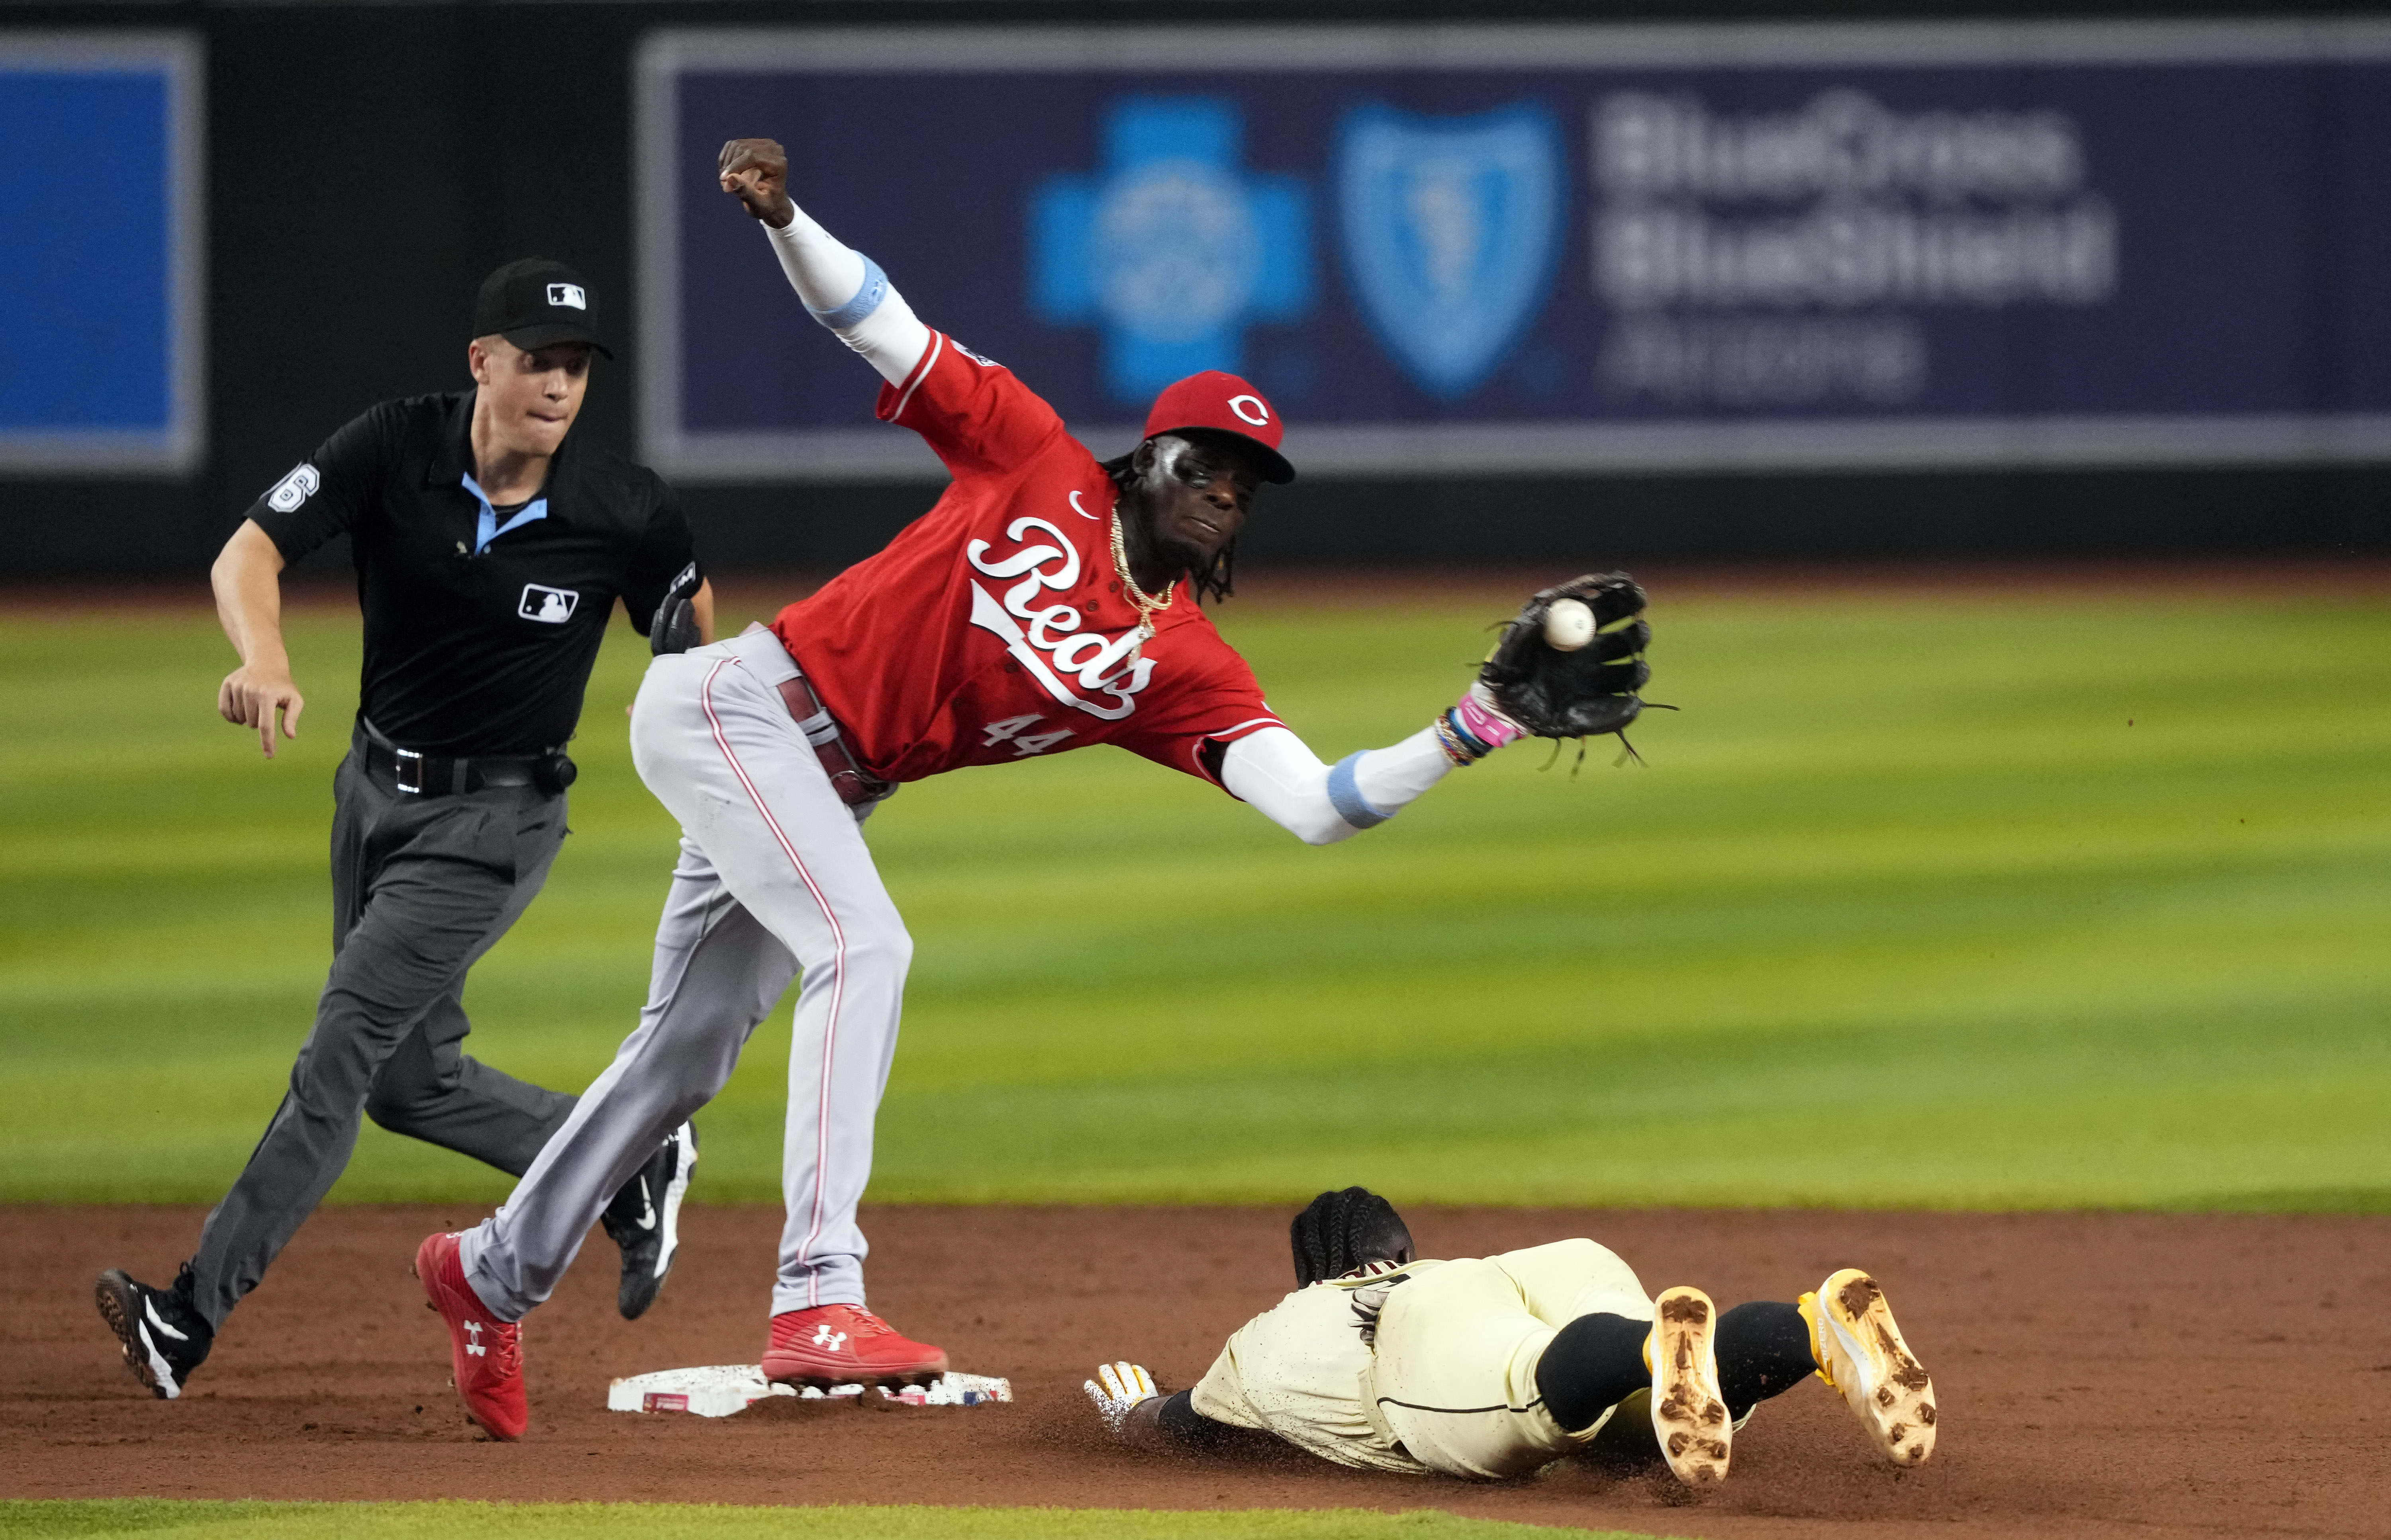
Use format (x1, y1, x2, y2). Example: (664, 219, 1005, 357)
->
(6, 1204, 2385, 1538)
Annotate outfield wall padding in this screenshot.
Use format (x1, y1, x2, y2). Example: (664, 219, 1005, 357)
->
(5, 0, 2388, 576)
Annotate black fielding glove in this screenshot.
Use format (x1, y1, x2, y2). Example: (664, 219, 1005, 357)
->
(649, 563, 704, 656)
(1477, 572, 1650, 742)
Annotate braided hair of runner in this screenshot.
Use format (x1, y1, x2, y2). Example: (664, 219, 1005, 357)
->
(1290, 1186, 1416, 1288)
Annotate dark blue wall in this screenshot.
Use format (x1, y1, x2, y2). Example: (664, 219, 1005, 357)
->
(6, 0, 2387, 576)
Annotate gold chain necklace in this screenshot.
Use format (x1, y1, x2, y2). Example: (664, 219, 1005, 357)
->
(1108, 503, 1175, 640)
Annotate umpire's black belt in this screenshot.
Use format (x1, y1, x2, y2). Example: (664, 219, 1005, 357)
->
(355, 722, 573, 798)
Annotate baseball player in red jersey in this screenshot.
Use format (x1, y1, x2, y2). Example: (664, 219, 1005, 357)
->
(413, 138, 1648, 1441)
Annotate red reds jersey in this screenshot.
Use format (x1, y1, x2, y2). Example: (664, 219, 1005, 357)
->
(770, 333, 1285, 786)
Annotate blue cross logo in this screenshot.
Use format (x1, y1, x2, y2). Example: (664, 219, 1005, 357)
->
(1030, 97, 1312, 404)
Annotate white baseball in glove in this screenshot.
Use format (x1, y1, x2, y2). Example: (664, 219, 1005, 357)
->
(1082, 1360, 1159, 1437)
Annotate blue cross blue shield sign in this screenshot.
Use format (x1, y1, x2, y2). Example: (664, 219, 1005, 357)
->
(1336, 102, 1564, 400)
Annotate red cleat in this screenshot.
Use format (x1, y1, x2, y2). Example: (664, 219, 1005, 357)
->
(763, 1304, 948, 1387)
(414, 1231, 526, 1441)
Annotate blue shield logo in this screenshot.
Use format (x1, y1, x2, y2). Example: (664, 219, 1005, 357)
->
(1337, 103, 1563, 400)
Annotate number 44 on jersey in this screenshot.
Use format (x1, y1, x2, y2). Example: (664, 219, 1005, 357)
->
(982, 714, 1075, 757)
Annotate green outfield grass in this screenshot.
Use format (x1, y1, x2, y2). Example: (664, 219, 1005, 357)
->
(0, 1500, 1650, 1540)
(2, 582, 2385, 1211)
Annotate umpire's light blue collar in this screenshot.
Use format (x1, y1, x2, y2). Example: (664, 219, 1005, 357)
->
(430, 387, 568, 552)
(460, 474, 547, 552)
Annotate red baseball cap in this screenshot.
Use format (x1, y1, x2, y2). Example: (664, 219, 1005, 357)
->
(1143, 370, 1295, 484)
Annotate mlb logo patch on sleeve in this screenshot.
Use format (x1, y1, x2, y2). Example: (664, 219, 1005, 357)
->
(519, 584, 580, 624)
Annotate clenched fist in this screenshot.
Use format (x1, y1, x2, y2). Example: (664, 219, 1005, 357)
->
(718, 138, 795, 229)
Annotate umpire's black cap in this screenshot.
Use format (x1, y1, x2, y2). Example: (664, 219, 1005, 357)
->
(473, 257, 614, 358)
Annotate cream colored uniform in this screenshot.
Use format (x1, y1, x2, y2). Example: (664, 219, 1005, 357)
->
(1190, 1239, 1654, 1481)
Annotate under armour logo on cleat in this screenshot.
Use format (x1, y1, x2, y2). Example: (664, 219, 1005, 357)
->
(811, 1325, 849, 1352)
(464, 1321, 487, 1358)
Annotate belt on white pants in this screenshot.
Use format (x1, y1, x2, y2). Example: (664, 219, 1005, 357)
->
(708, 626, 895, 809)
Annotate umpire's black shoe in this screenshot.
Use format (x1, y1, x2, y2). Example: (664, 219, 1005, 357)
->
(95, 1266, 213, 1399)
(601, 1121, 698, 1320)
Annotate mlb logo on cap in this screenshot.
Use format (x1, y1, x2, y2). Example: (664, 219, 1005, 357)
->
(473, 257, 613, 358)
(1144, 370, 1295, 483)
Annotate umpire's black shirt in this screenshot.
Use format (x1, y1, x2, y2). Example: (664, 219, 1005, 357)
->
(248, 390, 700, 757)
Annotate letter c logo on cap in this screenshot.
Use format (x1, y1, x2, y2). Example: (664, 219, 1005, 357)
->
(1228, 394, 1270, 427)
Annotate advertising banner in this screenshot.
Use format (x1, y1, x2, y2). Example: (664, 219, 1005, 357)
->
(0, 33, 204, 475)
(636, 23, 2391, 479)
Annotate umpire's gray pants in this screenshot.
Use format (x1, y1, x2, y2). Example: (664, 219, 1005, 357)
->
(185, 736, 572, 1328)
(461, 630, 905, 1323)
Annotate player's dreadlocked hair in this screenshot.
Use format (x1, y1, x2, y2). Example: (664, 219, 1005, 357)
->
(1102, 450, 1237, 604)
(1290, 1186, 1415, 1288)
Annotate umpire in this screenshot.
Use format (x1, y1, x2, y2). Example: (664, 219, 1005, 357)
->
(96, 259, 713, 1400)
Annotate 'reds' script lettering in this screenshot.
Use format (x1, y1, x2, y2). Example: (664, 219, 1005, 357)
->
(964, 514, 1156, 721)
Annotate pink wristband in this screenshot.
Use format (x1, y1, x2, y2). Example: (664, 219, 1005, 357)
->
(1451, 692, 1525, 753)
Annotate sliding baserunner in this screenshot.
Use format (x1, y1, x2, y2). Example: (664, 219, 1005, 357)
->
(414, 137, 1654, 1441)
(1083, 1188, 1940, 1489)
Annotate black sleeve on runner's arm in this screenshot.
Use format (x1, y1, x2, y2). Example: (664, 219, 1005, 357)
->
(245, 402, 394, 564)
(619, 475, 700, 635)
(1154, 1390, 1287, 1458)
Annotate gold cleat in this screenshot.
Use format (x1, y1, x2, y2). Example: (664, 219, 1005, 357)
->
(1648, 1285, 1732, 1488)
(1803, 1268, 1938, 1468)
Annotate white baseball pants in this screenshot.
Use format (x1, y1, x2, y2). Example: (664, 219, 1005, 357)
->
(462, 628, 907, 1321)
(1368, 1239, 1654, 1479)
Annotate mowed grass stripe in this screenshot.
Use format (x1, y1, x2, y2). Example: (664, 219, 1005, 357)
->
(1, 586, 2383, 1209)
(0, 1500, 1657, 1540)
